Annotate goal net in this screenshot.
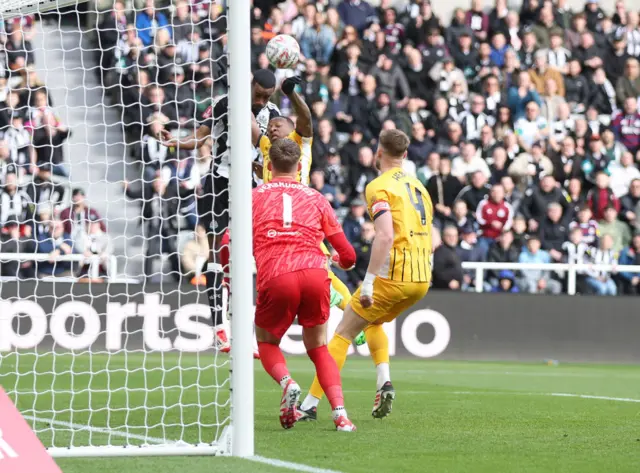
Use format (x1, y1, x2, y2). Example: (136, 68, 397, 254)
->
(0, 0, 253, 458)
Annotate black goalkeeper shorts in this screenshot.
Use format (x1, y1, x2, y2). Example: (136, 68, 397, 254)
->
(199, 172, 229, 236)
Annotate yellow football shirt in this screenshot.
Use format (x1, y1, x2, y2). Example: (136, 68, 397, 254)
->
(366, 167, 433, 283)
(258, 130, 312, 185)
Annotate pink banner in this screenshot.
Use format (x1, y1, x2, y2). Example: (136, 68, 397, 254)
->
(0, 387, 62, 473)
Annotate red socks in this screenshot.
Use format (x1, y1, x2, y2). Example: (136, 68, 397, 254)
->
(220, 230, 230, 287)
(307, 345, 345, 409)
(258, 342, 290, 384)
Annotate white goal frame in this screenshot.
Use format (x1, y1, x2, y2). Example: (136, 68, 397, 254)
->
(0, 0, 255, 459)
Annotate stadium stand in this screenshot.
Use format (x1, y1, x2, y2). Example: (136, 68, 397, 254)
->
(1, 0, 640, 295)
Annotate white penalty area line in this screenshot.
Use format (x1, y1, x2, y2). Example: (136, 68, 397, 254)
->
(256, 389, 640, 403)
(248, 456, 344, 473)
(26, 415, 345, 473)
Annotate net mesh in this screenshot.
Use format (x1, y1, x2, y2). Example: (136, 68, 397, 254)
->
(0, 0, 231, 454)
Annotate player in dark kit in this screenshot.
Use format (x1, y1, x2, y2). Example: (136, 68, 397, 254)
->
(252, 138, 357, 431)
(160, 69, 280, 354)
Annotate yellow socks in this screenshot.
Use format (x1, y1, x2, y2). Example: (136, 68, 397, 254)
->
(364, 324, 390, 366)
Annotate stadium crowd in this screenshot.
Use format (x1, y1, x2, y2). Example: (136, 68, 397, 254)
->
(0, 14, 113, 279)
(3, 0, 640, 295)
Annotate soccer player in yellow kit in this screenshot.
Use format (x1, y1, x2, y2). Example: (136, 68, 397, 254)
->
(299, 129, 433, 419)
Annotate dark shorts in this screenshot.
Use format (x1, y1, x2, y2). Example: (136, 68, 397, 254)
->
(199, 172, 229, 235)
(255, 268, 331, 339)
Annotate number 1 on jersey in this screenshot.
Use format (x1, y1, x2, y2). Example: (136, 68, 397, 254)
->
(405, 183, 427, 225)
(282, 193, 292, 228)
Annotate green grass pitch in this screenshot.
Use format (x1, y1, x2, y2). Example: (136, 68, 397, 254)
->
(1, 353, 639, 473)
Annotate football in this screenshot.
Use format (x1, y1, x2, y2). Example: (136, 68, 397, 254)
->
(266, 34, 300, 69)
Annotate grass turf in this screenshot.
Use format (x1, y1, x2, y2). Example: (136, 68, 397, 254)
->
(1, 354, 639, 473)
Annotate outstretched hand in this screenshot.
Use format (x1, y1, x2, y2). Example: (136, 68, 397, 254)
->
(281, 76, 302, 96)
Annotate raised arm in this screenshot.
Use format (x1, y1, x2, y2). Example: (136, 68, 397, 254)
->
(160, 125, 210, 150)
(281, 77, 312, 138)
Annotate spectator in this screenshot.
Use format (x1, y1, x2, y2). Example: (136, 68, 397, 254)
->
(459, 94, 494, 141)
(312, 119, 339, 170)
(59, 188, 106, 238)
(342, 198, 367, 244)
(123, 174, 180, 282)
(487, 229, 520, 285)
(0, 216, 35, 278)
(569, 204, 599, 247)
(36, 219, 74, 277)
(475, 183, 513, 253)
(31, 112, 71, 177)
(508, 71, 542, 121)
(337, 0, 377, 33)
(514, 101, 548, 151)
(432, 225, 463, 290)
(546, 30, 571, 75)
(310, 169, 338, 209)
(539, 202, 568, 263)
(300, 9, 336, 64)
(457, 222, 485, 290)
(25, 164, 64, 213)
(0, 172, 33, 228)
(135, 0, 171, 47)
(456, 170, 491, 214)
(511, 213, 528, 250)
(610, 152, 640, 198)
(417, 151, 440, 187)
(370, 54, 410, 106)
(403, 48, 432, 103)
(598, 205, 631, 253)
(601, 127, 627, 164)
(618, 233, 640, 295)
(620, 178, 640, 227)
(345, 146, 377, 202)
(407, 121, 434, 166)
(611, 97, 640, 155)
(493, 270, 519, 293)
(616, 59, 640, 107)
(529, 50, 565, 97)
(427, 158, 464, 226)
(518, 234, 562, 294)
(587, 171, 619, 221)
(520, 175, 569, 232)
(346, 220, 375, 290)
(75, 219, 113, 279)
(540, 79, 566, 124)
(451, 143, 491, 181)
(4, 112, 34, 179)
(564, 60, 589, 114)
(585, 234, 618, 296)
(550, 136, 581, 187)
(508, 141, 553, 189)
(465, 0, 489, 41)
(587, 68, 616, 116)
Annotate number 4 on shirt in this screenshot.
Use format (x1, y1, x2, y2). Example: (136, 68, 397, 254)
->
(405, 183, 427, 225)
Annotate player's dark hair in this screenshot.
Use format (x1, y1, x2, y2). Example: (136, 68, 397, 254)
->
(270, 138, 301, 173)
(379, 129, 410, 158)
(252, 69, 276, 90)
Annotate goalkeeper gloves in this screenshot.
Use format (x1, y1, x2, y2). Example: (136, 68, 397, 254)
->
(330, 285, 343, 309)
(281, 76, 301, 96)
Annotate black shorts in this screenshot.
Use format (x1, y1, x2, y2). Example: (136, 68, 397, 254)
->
(199, 172, 229, 236)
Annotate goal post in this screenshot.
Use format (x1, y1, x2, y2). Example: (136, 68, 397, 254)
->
(0, 0, 254, 459)
(228, 0, 255, 459)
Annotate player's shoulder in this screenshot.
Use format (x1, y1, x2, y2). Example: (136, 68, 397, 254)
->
(202, 94, 228, 121)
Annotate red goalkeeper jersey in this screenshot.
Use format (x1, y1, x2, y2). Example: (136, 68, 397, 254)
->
(252, 178, 342, 291)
